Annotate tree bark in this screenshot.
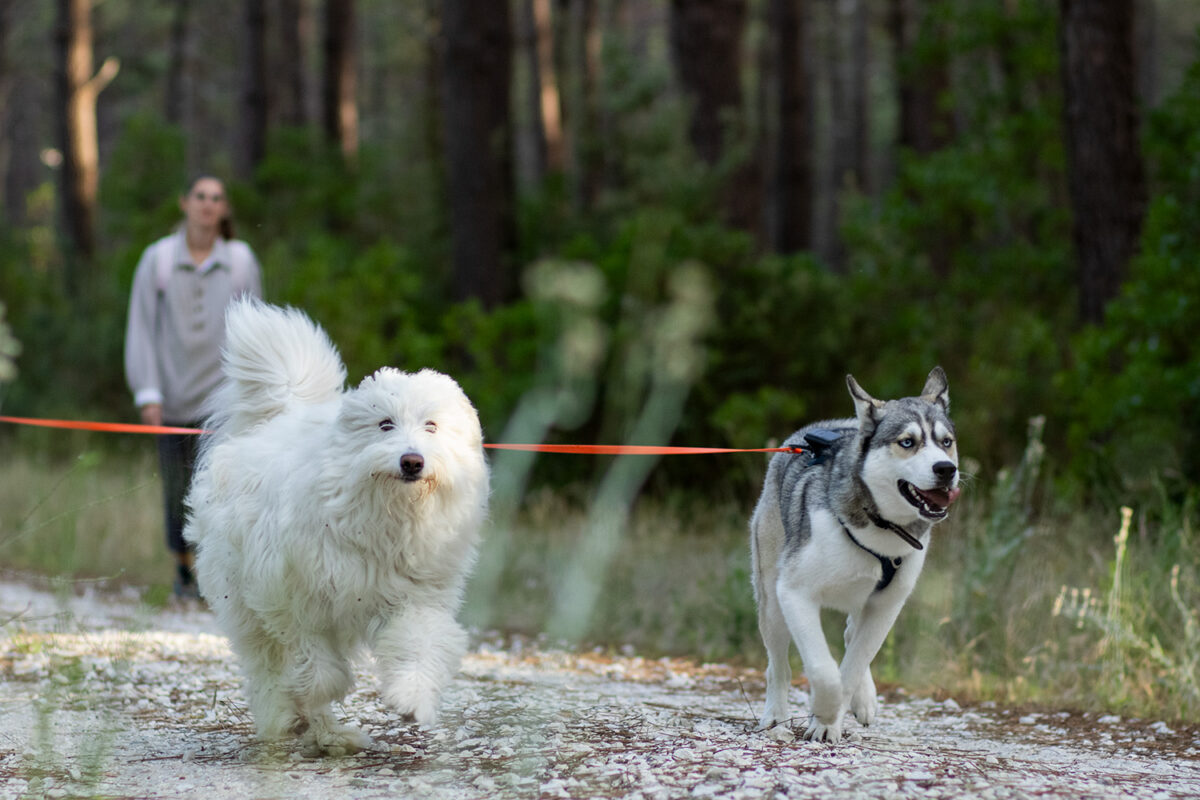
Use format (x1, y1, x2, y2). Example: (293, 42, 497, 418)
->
(164, 0, 190, 126)
(277, 0, 310, 127)
(521, 0, 563, 184)
(54, 0, 118, 273)
(767, 0, 811, 253)
(440, 0, 515, 308)
(887, 0, 951, 156)
(1059, 0, 1147, 324)
(235, 0, 267, 180)
(669, 0, 745, 165)
(824, 0, 869, 268)
(668, 0, 758, 232)
(0, 0, 12, 219)
(564, 0, 602, 212)
(322, 0, 358, 162)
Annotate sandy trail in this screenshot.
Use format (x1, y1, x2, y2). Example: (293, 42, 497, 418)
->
(2, 578, 1198, 799)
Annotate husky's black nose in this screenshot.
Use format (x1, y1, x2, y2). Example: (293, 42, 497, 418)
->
(933, 461, 957, 483)
(400, 453, 424, 480)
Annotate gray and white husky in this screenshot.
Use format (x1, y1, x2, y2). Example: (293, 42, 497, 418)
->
(750, 367, 960, 743)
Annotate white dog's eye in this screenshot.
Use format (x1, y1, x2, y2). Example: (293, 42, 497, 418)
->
(379, 419, 395, 432)
(424, 421, 438, 433)
(898, 436, 916, 449)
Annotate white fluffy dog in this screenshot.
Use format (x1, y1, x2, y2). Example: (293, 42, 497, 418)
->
(184, 300, 489, 755)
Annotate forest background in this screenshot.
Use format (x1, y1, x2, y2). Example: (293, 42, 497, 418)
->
(1, 0, 1199, 722)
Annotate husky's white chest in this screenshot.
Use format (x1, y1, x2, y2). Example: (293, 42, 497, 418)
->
(777, 510, 926, 614)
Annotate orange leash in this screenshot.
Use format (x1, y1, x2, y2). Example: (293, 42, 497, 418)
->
(0, 415, 806, 456)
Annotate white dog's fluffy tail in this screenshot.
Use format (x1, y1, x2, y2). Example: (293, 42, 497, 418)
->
(207, 299, 347, 435)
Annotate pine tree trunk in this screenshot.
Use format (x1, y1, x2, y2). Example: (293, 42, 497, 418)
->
(440, 0, 515, 307)
(235, 0, 267, 180)
(164, 0, 190, 126)
(521, 0, 563, 184)
(1059, 0, 1147, 324)
(278, 0, 310, 127)
(825, 0, 869, 269)
(54, 0, 117, 277)
(888, 0, 951, 156)
(564, 0, 599, 212)
(0, 0, 12, 219)
(669, 0, 758, 232)
(768, 0, 811, 253)
(322, 0, 358, 163)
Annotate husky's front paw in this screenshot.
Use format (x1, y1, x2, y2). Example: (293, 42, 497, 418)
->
(755, 698, 790, 732)
(381, 673, 441, 727)
(849, 677, 878, 726)
(802, 714, 844, 743)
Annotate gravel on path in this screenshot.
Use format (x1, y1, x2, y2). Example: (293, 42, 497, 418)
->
(2, 578, 1199, 799)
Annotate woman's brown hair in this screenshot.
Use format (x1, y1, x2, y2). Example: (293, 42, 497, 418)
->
(184, 175, 235, 240)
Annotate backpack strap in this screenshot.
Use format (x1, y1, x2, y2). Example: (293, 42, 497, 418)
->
(225, 240, 254, 295)
(154, 236, 175, 294)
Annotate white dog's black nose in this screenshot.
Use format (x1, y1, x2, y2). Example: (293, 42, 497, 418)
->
(400, 453, 424, 480)
(933, 461, 957, 483)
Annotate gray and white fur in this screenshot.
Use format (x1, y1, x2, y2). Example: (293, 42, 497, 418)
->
(750, 367, 960, 743)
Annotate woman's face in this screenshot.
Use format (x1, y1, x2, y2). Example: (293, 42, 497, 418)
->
(180, 178, 228, 233)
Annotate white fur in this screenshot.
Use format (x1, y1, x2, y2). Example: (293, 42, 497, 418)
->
(184, 300, 489, 754)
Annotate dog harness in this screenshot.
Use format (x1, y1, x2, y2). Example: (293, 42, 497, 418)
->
(799, 429, 910, 593)
(839, 520, 903, 593)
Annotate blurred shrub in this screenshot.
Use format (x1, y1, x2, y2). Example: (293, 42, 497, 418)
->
(1, 4, 1196, 506)
(1062, 51, 1200, 496)
(837, 0, 1072, 473)
(98, 114, 189, 266)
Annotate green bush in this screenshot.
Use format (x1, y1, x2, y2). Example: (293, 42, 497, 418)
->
(1062, 51, 1200, 496)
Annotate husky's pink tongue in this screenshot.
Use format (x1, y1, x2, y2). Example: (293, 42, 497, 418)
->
(919, 486, 962, 509)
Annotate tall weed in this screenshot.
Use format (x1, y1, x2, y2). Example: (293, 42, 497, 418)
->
(2, 443, 1198, 720)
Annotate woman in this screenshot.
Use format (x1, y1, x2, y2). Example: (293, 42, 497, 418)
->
(124, 175, 263, 599)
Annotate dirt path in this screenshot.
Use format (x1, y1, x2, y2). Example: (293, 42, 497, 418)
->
(2, 578, 1199, 799)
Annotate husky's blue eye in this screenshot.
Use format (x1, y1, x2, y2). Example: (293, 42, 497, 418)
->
(379, 419, 395, 432)
(899, 437, 916, 449)
(941, 436, 954, 448)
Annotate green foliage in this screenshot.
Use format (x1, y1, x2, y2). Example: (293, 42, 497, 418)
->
(840, 0, 1073, 472)
(98, 114, 189, 264)
(1063, 53, 1200, 494)
(0, 181, 131, 435)
(0, 0, 1196, 532)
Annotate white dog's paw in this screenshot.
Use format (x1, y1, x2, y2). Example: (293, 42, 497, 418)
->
(802, 714, 844, 744)
(301, 722, 372, 757)
(381, 673, 441, 727)
(849, 681, 878, 726)
(754, 714, 784, 733)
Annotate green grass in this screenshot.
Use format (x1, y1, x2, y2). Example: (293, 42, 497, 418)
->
(2, 443, 1197, 723)
(0, 445, 174, 593)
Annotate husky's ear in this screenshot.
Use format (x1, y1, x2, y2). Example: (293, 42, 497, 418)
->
(921, 366, 950, 411)
(846, 374, 884, 431)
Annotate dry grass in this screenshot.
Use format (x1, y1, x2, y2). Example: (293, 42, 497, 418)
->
(0, 446, 173, 590)
(2, 446, 1197, 722)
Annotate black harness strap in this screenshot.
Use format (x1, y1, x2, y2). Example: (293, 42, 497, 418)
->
(788, 429, 907, 592)
(840, 520, 903, 593)
(865, 508, 925, 551)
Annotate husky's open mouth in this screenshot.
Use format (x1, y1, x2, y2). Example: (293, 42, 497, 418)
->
(899, 480, 961, 519)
